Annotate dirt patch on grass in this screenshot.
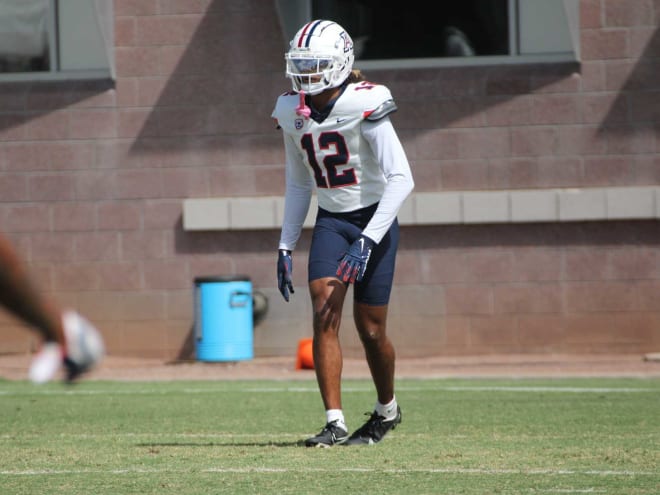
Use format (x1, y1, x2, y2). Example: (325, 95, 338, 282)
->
(1, 352, 659, 382)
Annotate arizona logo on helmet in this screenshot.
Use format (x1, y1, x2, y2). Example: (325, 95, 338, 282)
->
(339, 31, 353, 54)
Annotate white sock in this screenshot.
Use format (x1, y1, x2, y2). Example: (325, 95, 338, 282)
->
(326, 409, 346, 430)
(29, 342, 63, 384)
(375, 396, 398, 421)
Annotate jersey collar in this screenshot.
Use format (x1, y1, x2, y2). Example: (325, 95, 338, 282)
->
(308, 81, 349, 124)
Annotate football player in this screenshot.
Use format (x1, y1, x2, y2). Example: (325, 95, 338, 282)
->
(273, 20, 414, 446)
(0, 235, 104, 383)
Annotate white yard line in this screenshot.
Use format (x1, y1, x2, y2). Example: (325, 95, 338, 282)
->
(531, 490, 605, 494)
(2, 431, 657, 440)
(0, 432, 304, 439)
(0, 466, 655, 477)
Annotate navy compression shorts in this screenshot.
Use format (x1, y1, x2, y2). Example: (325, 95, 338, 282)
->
(308, 203, 399, 306)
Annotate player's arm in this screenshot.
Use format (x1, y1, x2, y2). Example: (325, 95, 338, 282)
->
(335, 115, 414, 284)
(278, 134, 313, 300)
(360, 116, 414, 243)
(279, 133, 313, 251)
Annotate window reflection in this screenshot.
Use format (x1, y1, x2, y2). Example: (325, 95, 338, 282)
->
(312, 0, 509, 60)
(0, 0, 51, 73)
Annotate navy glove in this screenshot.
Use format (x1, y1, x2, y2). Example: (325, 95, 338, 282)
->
(277, 250, 294, 301)
(336, 236, 375, 284)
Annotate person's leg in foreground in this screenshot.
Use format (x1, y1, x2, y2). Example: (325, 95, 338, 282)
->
(0, 235, 104, 383)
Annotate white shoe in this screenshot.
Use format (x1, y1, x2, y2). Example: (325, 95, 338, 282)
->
(29, 311, 104, 383)
(29, 342, 64, 384)
(62, 310, 104, 382)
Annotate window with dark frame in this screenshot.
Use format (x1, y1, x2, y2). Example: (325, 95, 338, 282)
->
(311, 0, 509, 60)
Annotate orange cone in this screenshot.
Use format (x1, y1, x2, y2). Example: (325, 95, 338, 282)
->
(295, 338, 314, 370)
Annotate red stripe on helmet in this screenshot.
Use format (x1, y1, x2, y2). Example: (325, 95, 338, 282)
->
(297, 22, 313, 47)
(297, 20, 326, 47)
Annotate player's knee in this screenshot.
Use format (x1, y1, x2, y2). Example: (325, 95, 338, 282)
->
(357, 326, 384, 347)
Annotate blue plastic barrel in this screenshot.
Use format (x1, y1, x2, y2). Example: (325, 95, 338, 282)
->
(194, 276, 253, 362)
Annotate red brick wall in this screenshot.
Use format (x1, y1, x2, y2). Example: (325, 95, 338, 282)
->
(0, 0, 658, 359)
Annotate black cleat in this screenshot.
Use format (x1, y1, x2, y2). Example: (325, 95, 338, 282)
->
(304, 420, 349, 448)
(61, 311, 104, 383)
(344, 406, 401, 445)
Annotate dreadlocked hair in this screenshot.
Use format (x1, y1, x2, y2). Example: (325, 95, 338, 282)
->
(347, 69, 366, 83)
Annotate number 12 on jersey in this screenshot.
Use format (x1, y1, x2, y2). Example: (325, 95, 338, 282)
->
(300, 132, 357, 188)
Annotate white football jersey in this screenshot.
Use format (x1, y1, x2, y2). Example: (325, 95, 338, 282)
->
(273, 81, 413, 249)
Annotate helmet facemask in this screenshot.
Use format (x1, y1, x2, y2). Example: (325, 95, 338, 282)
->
(285, 52, 342, 95)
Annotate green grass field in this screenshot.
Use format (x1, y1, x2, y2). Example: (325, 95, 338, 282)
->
(0, 377, 658, 494)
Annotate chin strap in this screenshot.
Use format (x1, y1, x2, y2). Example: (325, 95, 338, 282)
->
(295, 91, 311, 118)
